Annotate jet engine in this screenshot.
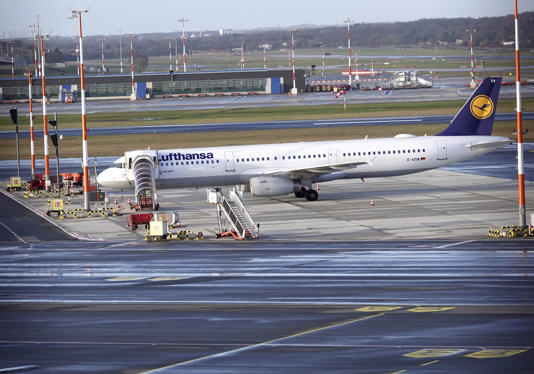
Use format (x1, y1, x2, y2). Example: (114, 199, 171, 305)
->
(250, 176, 300, 197)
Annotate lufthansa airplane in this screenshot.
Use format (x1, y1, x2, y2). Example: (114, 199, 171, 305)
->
(97, 77, 509, 201)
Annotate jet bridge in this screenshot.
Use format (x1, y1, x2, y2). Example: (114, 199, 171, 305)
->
(125, 150, 159, 211)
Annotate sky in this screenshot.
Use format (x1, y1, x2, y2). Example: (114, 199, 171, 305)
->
(1, 0, 533, 38)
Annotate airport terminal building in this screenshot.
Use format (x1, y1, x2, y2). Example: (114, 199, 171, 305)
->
(0, 68, 305, 102)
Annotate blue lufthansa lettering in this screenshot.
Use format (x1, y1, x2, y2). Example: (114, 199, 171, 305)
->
(158, 152, 214, 162)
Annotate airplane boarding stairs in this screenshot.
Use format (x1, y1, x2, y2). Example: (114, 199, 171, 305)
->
(209, 189, 259, 239)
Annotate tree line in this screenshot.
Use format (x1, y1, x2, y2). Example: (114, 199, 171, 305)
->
(6, 12, 533, 68)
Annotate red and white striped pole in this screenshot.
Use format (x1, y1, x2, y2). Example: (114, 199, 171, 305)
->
(322, 51, 325, 77)
(76, 39, 80, 75)
(101, 37, 105, 75)
(174, 38, 179, 71)
(40, 36, 50, 186)
(10, 43, 14, 78)
(71, 10, 90, 210)
(290, 30, 297, 95)
(514, 0, 526, 228)
(130, 35, 136, 100)
(178, 18, 188, 72)
(28, 69, 35, 178)
(345, 17, 352, 88)
(32, 24, 38, 77)
(168, 37, 173, 71)
(36, 15, 41, 77)
(263, 45, 266, 69)
(119, 29, 123, 74)
(467, 27, 476, 88)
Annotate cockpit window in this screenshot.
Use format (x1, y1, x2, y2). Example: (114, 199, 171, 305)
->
(113, 162, 125, 169)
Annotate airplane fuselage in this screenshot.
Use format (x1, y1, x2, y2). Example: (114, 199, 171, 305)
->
(99, 134, 508, 191)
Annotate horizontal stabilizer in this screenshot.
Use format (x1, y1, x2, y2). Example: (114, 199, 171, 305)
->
(465, 139, 511, 150)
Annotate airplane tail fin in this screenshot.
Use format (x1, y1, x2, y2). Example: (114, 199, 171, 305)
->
(436, 77, 501, 136)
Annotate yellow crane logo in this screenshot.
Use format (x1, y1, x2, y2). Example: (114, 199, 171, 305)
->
(470, 95, 494, 119)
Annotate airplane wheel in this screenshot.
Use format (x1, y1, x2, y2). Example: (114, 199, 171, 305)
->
(294, 187, 306, 198)
(305, 189, 319, 201)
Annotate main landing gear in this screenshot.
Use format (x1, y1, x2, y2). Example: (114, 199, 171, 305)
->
(294, 187, 319, 201)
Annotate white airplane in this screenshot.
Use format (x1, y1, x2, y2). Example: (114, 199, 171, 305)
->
(97, 77, 509, 202)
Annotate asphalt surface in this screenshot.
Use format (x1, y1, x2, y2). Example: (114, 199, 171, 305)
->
(1, 113, 534, 372)
(1, 112, 533, 140)
(0, 240, 533, 373)
(1, 82, 532, 117)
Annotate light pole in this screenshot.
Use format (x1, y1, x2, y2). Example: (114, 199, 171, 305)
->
(70, 9, 90, 211)
(174, 37, 179, 71)
(119, 29, 124, 74)
(178, 18, 189, 72)
(27, 69, 35, 178)
(290, 30, 297, 95)
(75, 39, 80, 75)
(48, 113, 60, 198)
(263, 44, 266, 69)
(345, 17, 352, 88)
(100, 37, 105, 75)
(466, 27, 477, 88)
(40, 35, 50, 188)
(9, 108, 20, 178)
(10, 42, 14, 78)
(129, 34, 136, 100)
(168, 37, 173, 72)
(514, 0, 526, 228)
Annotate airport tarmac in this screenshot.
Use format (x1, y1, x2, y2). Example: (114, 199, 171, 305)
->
(1, 145, 534, 372)
(1, 239, 534, 373)
(2, 165, 533, 242)
(2, 112, 533, 140)
(1, 83, 532, 117)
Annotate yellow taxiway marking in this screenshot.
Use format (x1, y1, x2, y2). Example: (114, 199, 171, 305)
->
(106, 277, 143, 282)
(407, 306, 455, 313)
(149, 277, 186, 282)
(465, 349, 527, 359)
(390, 370, 407, 374)
(140, 313, 385, 373)
(421, 360, 440, 366)
(356, 306, 402, 312)
(404, 348, 466, 358)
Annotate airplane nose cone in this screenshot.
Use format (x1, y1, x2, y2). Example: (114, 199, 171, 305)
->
(97, 168, 111, 187)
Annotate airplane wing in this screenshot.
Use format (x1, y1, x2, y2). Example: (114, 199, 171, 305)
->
(465, 139, 511, 150)
(242, 161, 369, 180)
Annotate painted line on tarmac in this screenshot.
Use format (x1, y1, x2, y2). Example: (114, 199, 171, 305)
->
(421, 360, 440, 366)
(465, 349, 527, 359)
(434, 240, 476, 249)
(0, 219, 28, 245)
(140, 313, 385, 373)
(313, 118, 423, 126)
(0, 190, 95, 242)
(0, 365, 39, 373)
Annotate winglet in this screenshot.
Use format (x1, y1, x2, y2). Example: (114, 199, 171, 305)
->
(437, 77, 501, 136)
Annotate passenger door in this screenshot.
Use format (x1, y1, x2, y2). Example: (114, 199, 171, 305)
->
(436, 140, 447, 160)
(225, 151, 235, 172)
